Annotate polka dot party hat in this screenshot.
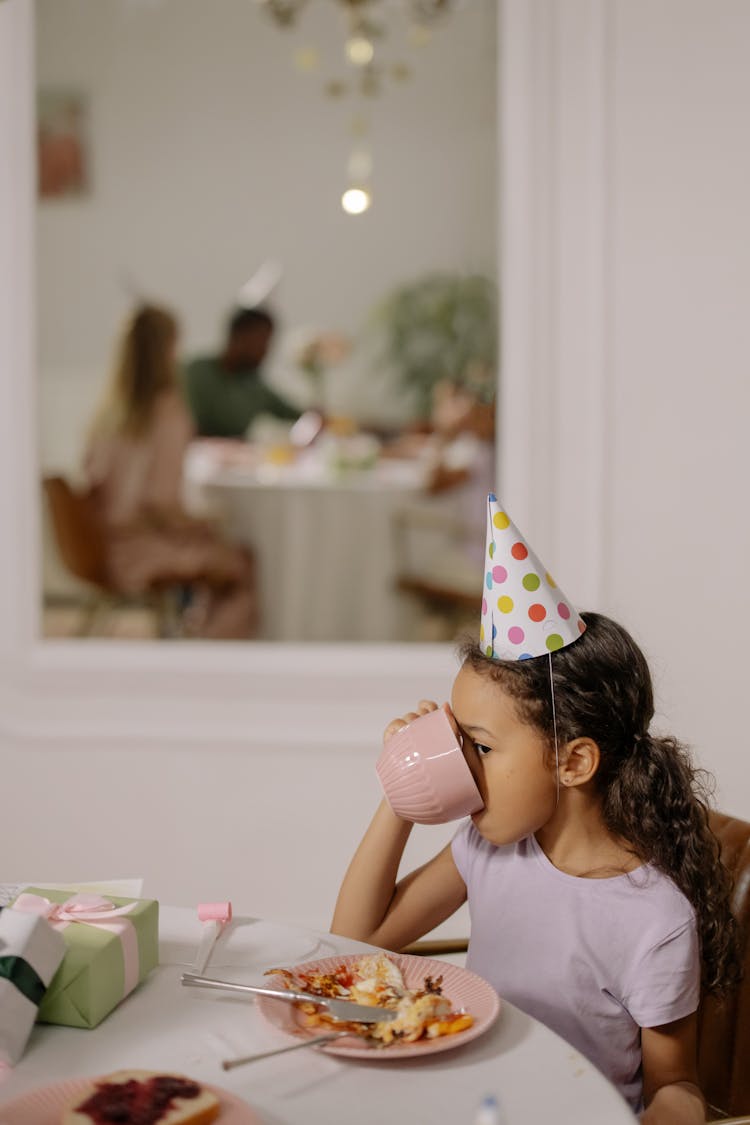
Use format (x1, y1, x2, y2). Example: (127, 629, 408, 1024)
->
(480, 494, 586, 660)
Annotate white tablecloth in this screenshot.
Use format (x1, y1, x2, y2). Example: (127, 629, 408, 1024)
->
(184, 446, 429, 642)
(1, 907, 636, 1124)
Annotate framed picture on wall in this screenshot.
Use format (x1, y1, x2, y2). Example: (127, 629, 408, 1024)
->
(37, 88, 89, 199)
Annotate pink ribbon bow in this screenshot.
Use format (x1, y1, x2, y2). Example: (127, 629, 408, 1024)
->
(14, 893, 140, 995)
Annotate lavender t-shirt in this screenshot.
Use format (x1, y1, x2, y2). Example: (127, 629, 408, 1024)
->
(452, 822, 699, 1111)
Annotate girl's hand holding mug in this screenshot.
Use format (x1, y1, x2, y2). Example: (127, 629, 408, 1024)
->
(383, 698, 442, 743)
(377, 703, 483, 825)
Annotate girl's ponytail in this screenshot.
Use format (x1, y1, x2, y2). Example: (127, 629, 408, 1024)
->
(605, 732, 740, 995)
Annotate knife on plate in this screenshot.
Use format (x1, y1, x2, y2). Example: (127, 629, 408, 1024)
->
(180, 971, 397, 1023)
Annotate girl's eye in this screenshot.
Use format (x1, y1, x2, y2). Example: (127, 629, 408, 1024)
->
(475, 743, 492, 757)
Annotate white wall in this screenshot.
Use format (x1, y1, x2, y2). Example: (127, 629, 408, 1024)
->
(2, 733, 463, 935)
(605, 0, 750, 815)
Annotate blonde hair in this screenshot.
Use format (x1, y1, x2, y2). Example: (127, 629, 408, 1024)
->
(88, 304, 178, 441)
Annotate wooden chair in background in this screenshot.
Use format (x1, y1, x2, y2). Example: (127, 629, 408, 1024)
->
(42, 475, 184, 638)
(391, 504, 481, 640)
(699, 811, 750, 1120)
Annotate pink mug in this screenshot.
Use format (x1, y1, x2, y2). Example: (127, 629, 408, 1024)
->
(376, 707, 484, 825)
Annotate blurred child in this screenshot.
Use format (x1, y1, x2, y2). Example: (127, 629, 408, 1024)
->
(84, 304, 257, 639)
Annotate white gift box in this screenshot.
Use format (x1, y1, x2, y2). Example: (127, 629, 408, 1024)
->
(0, 906, 66, 1065)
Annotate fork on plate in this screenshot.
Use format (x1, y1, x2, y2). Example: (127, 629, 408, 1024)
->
(221, 1030, 367, 1070)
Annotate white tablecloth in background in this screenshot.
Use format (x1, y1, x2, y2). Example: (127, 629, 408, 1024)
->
(1, 907, 636, 1124)
(184, 447, 429, 642)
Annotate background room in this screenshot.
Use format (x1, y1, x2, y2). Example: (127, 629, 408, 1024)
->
(36, 0, 498, 645)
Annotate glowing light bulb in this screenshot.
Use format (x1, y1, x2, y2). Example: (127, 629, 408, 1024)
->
(345, 35, 375, 66)
(341, 188, 372, 215)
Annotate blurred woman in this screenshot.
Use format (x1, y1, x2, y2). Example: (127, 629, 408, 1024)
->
(84, 303, 256, 639)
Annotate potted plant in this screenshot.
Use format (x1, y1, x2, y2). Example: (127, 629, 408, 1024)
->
(370, 271, 498, 418)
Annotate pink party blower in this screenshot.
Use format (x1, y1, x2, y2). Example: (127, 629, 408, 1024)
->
(193, 901, 232, 973)
(376, 708, 484, 825)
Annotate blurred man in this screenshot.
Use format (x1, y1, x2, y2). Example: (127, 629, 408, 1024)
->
(183, 307, 300, 439)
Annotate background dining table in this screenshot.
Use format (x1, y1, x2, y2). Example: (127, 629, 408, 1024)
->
(0, 905, 637, 1124)
(182, 439, 435, 643)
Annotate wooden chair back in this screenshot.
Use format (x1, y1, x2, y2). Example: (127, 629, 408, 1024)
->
(42, 475, 110, 589)
(699, 811, 750, 1118)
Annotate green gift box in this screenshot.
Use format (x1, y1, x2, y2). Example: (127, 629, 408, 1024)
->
(11, 887, 159, 1029)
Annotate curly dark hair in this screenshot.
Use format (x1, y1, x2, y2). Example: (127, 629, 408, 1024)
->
(460, 611, 741, 996)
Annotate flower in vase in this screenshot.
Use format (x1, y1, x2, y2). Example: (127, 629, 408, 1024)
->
(294, 330, 351, 411)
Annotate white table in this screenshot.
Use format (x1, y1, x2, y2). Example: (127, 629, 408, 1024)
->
(1, 907, 636, 1124)
(183, 443, 430, 643)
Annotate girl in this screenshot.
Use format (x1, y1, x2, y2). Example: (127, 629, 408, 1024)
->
(84, 303, 257, 639)
(332, 611, 740, 1123)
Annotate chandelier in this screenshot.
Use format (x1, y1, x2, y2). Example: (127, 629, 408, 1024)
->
(255, 0, 461, 214)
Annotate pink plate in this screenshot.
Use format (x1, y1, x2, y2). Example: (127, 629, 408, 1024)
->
(257, 952, 500, 1059)
(0, 1076, 262, 1125)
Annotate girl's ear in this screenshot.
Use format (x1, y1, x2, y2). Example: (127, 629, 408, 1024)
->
(559, 738, 600, 787)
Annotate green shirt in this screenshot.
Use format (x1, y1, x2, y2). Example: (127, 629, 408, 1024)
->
(183, 355, 300, 439)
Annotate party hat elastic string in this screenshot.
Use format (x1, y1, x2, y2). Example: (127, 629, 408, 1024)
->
(549, 651, 560, 805)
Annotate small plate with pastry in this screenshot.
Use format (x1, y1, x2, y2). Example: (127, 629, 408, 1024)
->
(0, 1069, 261, 1125)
